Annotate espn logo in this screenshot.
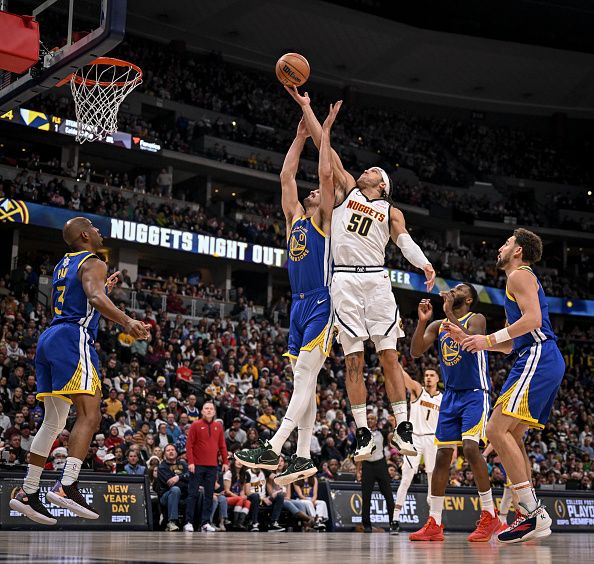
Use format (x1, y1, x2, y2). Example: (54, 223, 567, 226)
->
(112, 515, 131, 523)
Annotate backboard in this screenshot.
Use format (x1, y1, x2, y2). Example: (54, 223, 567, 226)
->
(0, 0, 127, 111)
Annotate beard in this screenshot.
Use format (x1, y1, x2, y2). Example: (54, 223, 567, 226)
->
(496, 255, 508, 269)
(452, 296, 466, 309)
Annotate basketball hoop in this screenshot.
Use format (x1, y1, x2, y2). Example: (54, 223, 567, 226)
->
(57, 57, 142, 143)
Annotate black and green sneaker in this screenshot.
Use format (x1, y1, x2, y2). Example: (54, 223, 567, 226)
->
(274, 454, 317, 486)
(235, 440, 280, 470)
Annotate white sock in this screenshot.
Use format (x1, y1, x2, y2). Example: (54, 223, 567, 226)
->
(296, 426, 313, 459)
(391, 401, 407, 427)
(512, 481, 538, 513)
(268, 418, 295, 455)
(429, 495, 444, 525)
(478, 489, 495, 517)
(61, 457, 83, 486)
(23, 464, 43, 494)
(351, 404, 368, 429)
(393, 506, 402, 522)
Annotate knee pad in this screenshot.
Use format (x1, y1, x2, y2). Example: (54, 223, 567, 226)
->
(338, 332, 365, 355)
(370, 333, 398, 352)
(30, 396, 70, 458)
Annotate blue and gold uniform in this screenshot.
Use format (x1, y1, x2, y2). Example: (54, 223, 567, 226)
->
(435, 313, 491, 446)
(36, 251, 103, 404)
(495, 266, 565, 429)
(285, 216, 333, 359)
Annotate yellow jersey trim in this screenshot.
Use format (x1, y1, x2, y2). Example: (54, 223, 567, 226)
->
(434, 439, 463, 446)
(505, 287, 516, 302)
(65, 251, 88, 256)
(291, 215, 304, 227)
(300, 323, 332, 356)
(310, 217, 326, 238)
(77, 253, 99, 270)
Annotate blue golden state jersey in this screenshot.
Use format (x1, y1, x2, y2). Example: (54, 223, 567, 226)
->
(51, 251, 102, 339)
(438, 313, 490, 391)
(504, 265, 556, 352)
(287, 216, 331, 294)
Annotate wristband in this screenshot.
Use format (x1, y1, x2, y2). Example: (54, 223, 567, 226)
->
(492, 328, 511, 344)
(485, 335, 493, 348)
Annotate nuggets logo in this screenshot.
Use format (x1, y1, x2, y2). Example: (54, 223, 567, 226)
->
(289, 226, 309, 262)
(0, 198, 29, 224)
(441, 336, 462, 366)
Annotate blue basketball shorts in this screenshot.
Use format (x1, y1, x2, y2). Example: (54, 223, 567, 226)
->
(285, 287, 334, 360)
(36, 323, 101, 404)
(435, 388, 491, 446)
(495, 339, 565, 429)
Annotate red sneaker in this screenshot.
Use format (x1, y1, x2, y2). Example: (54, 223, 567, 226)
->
(409, 517, 445, 541)
(467, 510, 501, 542)
(498, 520, 509, 533)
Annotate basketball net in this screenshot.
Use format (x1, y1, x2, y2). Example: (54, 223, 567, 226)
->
(60, 57, 142, 143)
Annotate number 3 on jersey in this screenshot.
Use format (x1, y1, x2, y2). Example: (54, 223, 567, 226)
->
(347, 213, 372, 237)
(54, 285, 66, 315)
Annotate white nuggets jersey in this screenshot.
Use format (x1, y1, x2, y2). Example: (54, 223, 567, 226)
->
(332, 189, 391, 266)
(410, 388, 442, 435)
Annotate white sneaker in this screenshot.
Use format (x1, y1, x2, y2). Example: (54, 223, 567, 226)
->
(391, 421, 417, 456)
(201, 522, 216, 532)
(251, 522, 260, 532)
(353, 428, 376, 462)
(165, 520, 179, 532)
(183, 523, 194, 532)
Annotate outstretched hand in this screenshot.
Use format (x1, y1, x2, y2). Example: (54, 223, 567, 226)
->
(284, 85, 310, 107)
(442, 321, 466, 344)
(105, 271, 120, 295)
(322, 100, 343, 131)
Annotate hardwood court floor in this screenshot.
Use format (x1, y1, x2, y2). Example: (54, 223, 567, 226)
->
(0, 531, 590, 563)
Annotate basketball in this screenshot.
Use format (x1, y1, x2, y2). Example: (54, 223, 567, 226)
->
(275, 53, 310, 87)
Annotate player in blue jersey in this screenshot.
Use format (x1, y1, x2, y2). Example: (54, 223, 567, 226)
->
(10, 217, 150, 525)
(236, 103, 341, 485)
(408, 284, 501, 542)
(450, 228, 565, 543)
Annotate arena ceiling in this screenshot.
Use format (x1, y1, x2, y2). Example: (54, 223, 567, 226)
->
(126, 0, 594, 117)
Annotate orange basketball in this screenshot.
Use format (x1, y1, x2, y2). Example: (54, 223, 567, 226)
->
(275, 53, 310, 87)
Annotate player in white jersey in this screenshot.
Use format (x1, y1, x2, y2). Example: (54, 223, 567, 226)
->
(285, 85, 436, 462)
(392, 368, 441, 533)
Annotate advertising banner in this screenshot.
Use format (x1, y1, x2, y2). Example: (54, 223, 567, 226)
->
(325, 483, 594, 532)
(0, 107, 161, 152)
(2, 198, 593, 316)
(0, 472, 151, 530)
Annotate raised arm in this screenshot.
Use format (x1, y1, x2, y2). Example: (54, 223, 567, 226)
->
(284, 86, 355, 203)
(80, 258, 149, 339)
(390, 207, 435, 291)
(314, 101, 342, 232)
(402, 369, 423, 401)
(280, 119, 308, 230)
(410, 299, 441, 357)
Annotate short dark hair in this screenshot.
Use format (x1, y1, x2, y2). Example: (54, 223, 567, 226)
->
(513, 228, 543, 264)
(462, 283, 479, 309)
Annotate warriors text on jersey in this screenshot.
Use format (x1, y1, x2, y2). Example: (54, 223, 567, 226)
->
(51, 250, 102, 340)
(331, 189, 391, 267)
(287, 216, 331, 294)
(504, 265, 556, 352)
(438, 313, 489, 391)
(410, 388, 442, 435)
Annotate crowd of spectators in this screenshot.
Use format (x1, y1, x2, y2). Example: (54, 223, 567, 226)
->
(3, 163, 592, 299)
(107, 37, 593, 189)
(1, 259, 594, 531)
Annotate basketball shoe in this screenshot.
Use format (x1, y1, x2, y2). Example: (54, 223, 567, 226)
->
(274, 454, 317, 486)
(467, 510, 501, 542)
(497, 502, 552, 544)
(353, 428, 376, 462)
(390, 421, 417, 456)
(235, 440, 280, 470)
(9, 488, 57, 525)
(409, 517, 445, 541)
(46, 480, 100, 519)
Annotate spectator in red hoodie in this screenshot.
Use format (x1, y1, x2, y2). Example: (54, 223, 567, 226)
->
(184, 401, 229, 532)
